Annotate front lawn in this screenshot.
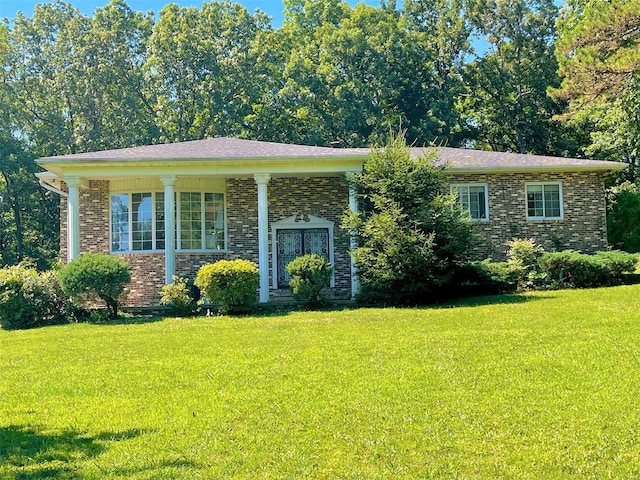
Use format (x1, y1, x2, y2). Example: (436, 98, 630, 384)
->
(2, 285, 640, 478)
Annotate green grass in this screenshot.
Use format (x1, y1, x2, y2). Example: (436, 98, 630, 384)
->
(2, 286, 640, 479)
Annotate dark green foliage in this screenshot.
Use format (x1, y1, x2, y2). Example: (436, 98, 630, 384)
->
(195, 259, 259, 315)
(286, 254, 332, 308)
(58, 253, 131, 319)
(159, 276, 198, 317)
(538, 250, 638, 288)
(607, 182, 640, 253)
(0, 265, 68, 329)
(344, 134, 474, 304)
(462, 260, 519, 295)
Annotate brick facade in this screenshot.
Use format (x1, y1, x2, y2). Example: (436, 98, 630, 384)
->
(447, 171, 609, 260)
(59, 171, 610, 307)
(61, 176, 352, 307)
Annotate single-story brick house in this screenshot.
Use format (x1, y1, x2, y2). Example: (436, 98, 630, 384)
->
(36, 137, 625, 306)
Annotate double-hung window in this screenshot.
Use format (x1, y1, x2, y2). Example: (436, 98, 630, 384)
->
(526, 182, 563, 220)
(451, 184, 489, 221)
(110, 191, 225, 252)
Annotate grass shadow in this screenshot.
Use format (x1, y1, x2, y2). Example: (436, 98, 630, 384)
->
(0, 425, 147, 479)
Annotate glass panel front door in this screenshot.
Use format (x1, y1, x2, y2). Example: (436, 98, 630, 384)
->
(277, 228, 329, 287)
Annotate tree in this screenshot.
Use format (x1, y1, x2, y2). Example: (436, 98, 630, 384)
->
(553, 0, 640, 178)
(606, 182, 640, 253)
(147, 1, 270, 142)
(460, 0, 571, 155)
(343, 133, 474, 304)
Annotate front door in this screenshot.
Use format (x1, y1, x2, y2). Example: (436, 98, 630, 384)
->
(276, 228, 330, 287)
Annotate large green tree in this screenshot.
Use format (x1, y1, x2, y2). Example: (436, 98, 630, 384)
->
(343, 133, 474, 304)
(147, 1, 270, 142)
(460, 0, 572, 155)
(553, 0, 640, 177)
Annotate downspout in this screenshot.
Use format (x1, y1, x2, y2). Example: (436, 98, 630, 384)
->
(38, 178, 68, 198)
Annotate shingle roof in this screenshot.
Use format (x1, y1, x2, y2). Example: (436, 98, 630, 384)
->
(37, 136, 626, 172)
(37, 137, 368, 162)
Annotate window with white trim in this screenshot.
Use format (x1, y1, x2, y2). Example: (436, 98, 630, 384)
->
(451, 183, 489, 221)
(526, 182, 563, 220)
(110, 191, 225, 252)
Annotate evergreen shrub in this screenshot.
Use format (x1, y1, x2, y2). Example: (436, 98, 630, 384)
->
(538, 250, 638, 288)
(195, 259, 259, 314)
(286, 254, 332, 308)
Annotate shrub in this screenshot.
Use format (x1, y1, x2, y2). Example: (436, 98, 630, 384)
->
(343, 132, 474, 305)
(286, 254, 332, 308)
(538, 250, 638, 288)
(505, 238, 544, 289)
(464, 259, 519, 294)
(0, 265, 68, 329)
(58, 253, 131, 319)
(593, 250, 639, 279)
(195, 259, 259, 314)
(160, 276, 197, 316)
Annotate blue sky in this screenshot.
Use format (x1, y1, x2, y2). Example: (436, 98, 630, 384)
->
(1, 0, 378, 25)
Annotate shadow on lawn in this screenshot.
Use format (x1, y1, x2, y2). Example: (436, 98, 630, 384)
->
(0, 425, 145, 479)
(436, 292, 555, 309)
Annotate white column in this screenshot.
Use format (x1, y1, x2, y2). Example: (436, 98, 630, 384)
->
(349, 186, 360, 298)
(65, 176, 82, 263)
(161, 175, 177, 284)
(254, 173, 271, 303)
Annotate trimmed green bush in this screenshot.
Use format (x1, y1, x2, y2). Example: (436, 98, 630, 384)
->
(195, 259, 259, 314)
(464, 259, 519, 294)
(538, 250, 638, 288)
(286, 254, 333, 308)
(160, 276, 197, 317)
(0, 265, 68, 329)
(58, 253, 131, 318)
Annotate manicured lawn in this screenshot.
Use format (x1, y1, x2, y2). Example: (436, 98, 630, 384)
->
(2, 285, 640, 479)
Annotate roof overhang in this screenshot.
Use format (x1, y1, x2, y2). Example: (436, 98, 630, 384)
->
(36, 155, 367, 181)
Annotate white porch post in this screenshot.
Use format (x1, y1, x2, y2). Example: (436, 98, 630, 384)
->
(65, 176, 82, 263)
(161, 175, 177, 284)
(349, 186, 360, 298)
(254, 174, 271, 303)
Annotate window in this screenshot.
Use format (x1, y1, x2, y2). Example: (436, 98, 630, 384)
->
(110, 191, 225, 252)
(526, 182, 563, 220)
(177, 192, 225, 251)
(451, 184, 489, 221)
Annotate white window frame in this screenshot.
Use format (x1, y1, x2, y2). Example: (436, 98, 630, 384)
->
(175, 191, 227, 252)
(271, 214, 335, 289)
(109, 191, 227, 253)
(110, 191, 166, 253)
(525, 181, 564, 220)
(450, 183, 490, 222)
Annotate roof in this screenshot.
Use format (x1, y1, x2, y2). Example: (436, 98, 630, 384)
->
(36, 137, 626, 175)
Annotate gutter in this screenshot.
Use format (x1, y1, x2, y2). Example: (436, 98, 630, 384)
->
(36, 172, 68, 198)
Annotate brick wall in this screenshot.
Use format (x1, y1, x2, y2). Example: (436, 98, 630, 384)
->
(268, 176, 352, 301)
(59, 171, 608, 306)
(447, 171, 609, 259)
